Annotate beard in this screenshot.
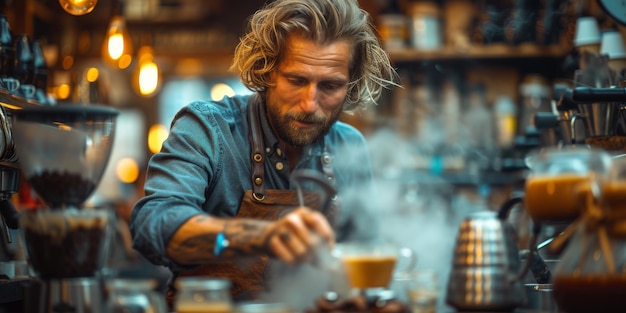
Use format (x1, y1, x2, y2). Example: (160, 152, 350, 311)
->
(267, 105, 342, 147)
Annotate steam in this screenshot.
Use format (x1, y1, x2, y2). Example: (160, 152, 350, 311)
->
(365, 129, 487, 310)
(259, 124, 491, 311)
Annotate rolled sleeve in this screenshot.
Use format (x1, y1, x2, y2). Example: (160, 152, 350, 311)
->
(130, 103, 221, 271)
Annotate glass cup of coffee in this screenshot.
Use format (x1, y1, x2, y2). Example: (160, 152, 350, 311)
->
(332, 241, 416, 290)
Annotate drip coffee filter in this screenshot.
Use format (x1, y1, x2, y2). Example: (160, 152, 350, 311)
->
(552, 155, 626, 313)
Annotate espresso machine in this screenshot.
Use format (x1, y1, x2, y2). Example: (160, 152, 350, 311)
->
(10, 104, 118, 313)
(0, 16, 42, 310)
(0, 98, 28, 310)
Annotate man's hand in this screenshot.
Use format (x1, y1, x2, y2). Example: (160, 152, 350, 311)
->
(166, 207, 335, 265)
(265, 206, 335, 265)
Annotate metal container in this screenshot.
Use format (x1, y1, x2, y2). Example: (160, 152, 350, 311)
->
(521, 283, 559, 312)
(445, 210, 525, 312)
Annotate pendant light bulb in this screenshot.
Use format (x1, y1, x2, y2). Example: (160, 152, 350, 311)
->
(134, 46, 160, 96)
(58, 0, 98, 16)
(108, 33, 124, 60)
(102, 15, 133, 69)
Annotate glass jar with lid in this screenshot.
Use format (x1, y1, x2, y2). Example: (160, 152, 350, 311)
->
(104, 278, 167, 313)
(175, 277, 233, 313)
(524, 146, 612, 223)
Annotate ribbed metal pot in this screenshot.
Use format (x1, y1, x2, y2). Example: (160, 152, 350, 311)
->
(445, 210, 525, 312)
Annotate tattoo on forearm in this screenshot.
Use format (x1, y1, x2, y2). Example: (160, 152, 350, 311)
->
(168, 216, 274, 263)
(171, 233, 218, 264)
(222, 219, 272, 256)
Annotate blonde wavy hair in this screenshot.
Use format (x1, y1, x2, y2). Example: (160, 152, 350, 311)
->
(230, 0, 398, 112)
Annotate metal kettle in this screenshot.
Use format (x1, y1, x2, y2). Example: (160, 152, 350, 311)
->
(445, 204, 526, 312)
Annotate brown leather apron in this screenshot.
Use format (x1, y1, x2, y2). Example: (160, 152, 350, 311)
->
(167, 96, 339, 305)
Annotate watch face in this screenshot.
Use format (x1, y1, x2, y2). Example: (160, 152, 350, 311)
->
(598, 0, 626, 26)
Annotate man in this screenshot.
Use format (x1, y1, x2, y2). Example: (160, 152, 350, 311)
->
(130, 0, 398, 304)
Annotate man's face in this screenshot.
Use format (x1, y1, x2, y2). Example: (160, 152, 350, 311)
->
(265, 34, 351, 147)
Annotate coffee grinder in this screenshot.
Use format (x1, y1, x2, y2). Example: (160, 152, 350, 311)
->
(11, 104, 118, 313)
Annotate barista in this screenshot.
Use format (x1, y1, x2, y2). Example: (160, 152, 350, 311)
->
(129, 0, 398, 304)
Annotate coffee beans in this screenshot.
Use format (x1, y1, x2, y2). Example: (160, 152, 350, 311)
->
(21, 210, 110, 279)
(585, 136, 626, 152)
(27, 170, 96, 209)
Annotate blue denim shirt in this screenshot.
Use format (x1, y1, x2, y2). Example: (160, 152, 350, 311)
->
(130, 94, 377, 271)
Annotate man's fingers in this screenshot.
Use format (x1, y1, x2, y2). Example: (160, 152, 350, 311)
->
(268, 207, 336, 265)
(269, 228, 309, 265)
(301, 208, 335, 245)
(268, 233, 293, 264)
(279, 232, 291, 242)
(283, 211, 317, 246)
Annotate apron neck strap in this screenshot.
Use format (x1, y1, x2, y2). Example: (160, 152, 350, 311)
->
(248, 94, 266, 197)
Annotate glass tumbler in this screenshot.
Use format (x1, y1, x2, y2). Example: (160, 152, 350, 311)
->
(406, 270, 438, 313)
(104, 278, 167, 313)
(175, 277, 233, 313)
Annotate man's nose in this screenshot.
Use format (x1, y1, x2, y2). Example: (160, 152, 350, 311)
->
(300, 84, 320, 113)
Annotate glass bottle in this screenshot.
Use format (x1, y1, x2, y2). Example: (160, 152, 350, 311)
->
(175, 277, 233, 313)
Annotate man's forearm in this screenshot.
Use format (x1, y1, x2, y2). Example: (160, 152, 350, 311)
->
(166, 214, 273, 265)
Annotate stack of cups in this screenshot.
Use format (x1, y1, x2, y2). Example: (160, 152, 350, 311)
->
(600, 30, 626, 74)
(574, 17, 601, 70)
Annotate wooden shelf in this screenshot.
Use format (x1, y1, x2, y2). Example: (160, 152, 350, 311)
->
(388, 43, 572, 63)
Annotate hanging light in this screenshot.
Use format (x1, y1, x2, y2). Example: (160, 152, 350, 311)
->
(133, 45, 160, 96)
(102, 15, 133, 69)
(58, 0, 98, 16)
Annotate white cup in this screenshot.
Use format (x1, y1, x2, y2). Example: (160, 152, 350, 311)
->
(574, 17, 601, 48)
(600, 30, 626, 59)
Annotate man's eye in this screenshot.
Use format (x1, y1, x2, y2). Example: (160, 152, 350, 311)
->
(321, 82, 343, 91)
(288, 78, 306, 86)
